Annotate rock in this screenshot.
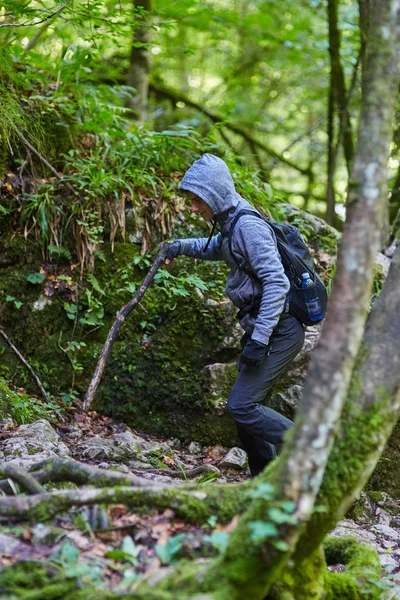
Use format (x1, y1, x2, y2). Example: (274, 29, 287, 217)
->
(379, 553, 398, 570)
(219, 447, 248, 470)
(347, 492, 375, 525)
(371, 524, 400, 542)
(202, 362, 237, 412)
(188, 441, 202, 455)
(67, 425, 84, 440)
(31, 524, 65, 545)
(113, 430, 143, 453)
(3, 419, 70, 463)
(0, 533, 21, 554)
(166, 438, 182, 449)
(75, 435, 143, 463)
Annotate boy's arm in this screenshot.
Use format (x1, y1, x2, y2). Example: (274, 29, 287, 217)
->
(169, 233, 224, 261)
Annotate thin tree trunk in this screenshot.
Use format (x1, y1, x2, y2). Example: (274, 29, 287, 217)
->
(200, 2, 400, 598)
(326, 69, 336, 224)
(296, 243, 400, 559)
(328, 0, 355, 172)
(127, 0, 153, 123)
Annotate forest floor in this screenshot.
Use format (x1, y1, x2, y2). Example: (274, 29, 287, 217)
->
(0, 410, 400, 597)
(0, 409, 248, 595)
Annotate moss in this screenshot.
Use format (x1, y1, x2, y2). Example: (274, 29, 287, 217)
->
(367, 422, 400, 498)
(0, 560, 76, 598)
(324, 536, 381, 600)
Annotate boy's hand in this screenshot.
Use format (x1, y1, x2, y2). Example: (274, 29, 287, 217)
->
(165, 241, 181, 262)
(241, 339, 268, 367)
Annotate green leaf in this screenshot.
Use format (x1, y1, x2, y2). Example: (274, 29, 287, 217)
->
(268, 508, 297, 525)
(155, 533, 186, 565)
(48, 245, 72, 260)
(14, 301, 23, 309)
(60, 540, 79, 565)
(121, 535, 140, 558)
(5, 296, 15, 302)
(248, 482, 275, 499)
(203, 531, 229, 552)
(248, 521, 278, 542)
(273, 540, 289, 552)
(26, 273, 45, 284)
(87, 273, 105, 295)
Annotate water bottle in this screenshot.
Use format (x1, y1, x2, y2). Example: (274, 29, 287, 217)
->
(301, 272, 323, 322)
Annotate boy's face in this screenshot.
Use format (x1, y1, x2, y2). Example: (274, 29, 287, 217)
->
(186, 191, 214, 221)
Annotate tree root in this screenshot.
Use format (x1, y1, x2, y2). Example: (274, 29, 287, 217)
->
(27, 457, 168, 489)
(0, 481, 247, 522)
(0, 462, 45, 494)
(135, 464, 220, 479)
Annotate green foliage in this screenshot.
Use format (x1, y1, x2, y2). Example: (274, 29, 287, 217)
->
(26, 272, 46, 284)
(0, 378, 56, 424)
(247, 481, 297, 552)
(155, 533, 187, 565)
(105, 536, 142, 565)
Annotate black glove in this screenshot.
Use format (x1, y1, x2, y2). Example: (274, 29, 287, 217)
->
(241, 339, 268, 367)
(166, 241, 181, 260)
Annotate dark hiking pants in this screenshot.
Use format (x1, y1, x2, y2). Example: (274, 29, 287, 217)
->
(227, 313, 305, 477)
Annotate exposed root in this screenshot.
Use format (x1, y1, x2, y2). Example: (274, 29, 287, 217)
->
(0, 461, 45, 494)
(0, 481, 246, 522)
(28, 457, 168, 489)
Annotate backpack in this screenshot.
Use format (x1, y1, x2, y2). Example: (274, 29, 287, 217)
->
(226, 210, 328, 327)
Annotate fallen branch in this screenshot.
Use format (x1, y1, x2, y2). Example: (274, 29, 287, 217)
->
(0, 327, 50, 403)
(0, 462, 45, 494)
(0, 481, 246, 522)
(83, 242, 169, 411)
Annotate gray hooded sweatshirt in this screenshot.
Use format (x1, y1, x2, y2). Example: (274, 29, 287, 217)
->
(178, 153, 290, 346)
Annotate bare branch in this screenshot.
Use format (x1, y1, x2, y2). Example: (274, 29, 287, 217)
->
(0, 2, 69, 29)
(0, 327, 50, 404)
(14, 130, 76, 194)
(83, 243, 169, 411)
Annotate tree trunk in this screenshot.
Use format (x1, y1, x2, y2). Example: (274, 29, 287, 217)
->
(127, 0, 153, 123)
(326, 0, 356, 225)
(328, 0, 355, 173)
(295, 243, 400, 560)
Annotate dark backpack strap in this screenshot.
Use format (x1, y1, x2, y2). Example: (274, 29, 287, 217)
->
(224, 209, 264, 273)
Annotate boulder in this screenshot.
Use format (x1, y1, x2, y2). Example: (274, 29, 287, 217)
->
(75, 434, 143, 463)
(3, 419, 70, 466)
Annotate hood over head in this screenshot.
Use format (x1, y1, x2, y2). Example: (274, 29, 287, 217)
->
(179, 154, 242, 224)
